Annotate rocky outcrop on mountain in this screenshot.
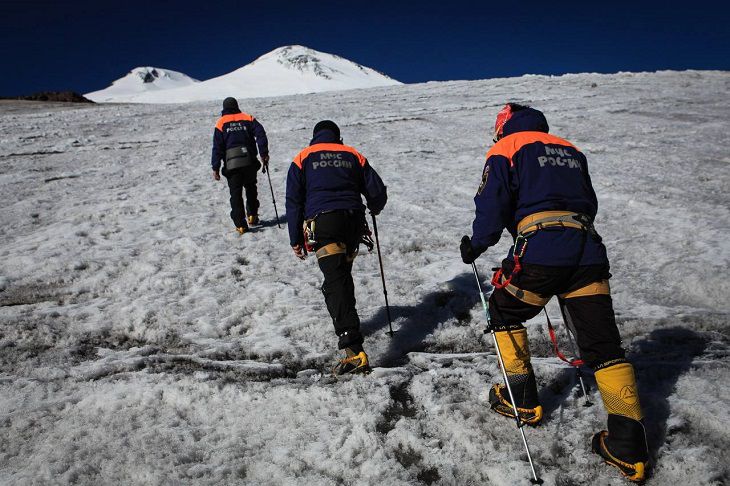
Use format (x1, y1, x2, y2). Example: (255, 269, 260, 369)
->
(2, 91, 94, 103)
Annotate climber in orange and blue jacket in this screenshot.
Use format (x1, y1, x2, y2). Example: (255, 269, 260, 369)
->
(286, 120, 386, 375)
(461, 103, 649, 482)
(211, 97, 269, 233)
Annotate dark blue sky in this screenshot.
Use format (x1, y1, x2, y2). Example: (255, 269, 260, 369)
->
(1, 0, 728, 95)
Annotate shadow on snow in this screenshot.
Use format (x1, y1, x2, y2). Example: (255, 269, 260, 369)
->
(628, 326, 708, 463)
(360, 270, 713, 468)
(360, 272, 484, 367)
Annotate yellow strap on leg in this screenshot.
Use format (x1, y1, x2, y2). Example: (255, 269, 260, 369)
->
(595, 362, 643, 421)
(495, 328, 533, 376)
(315, 242, 358, 261)
(315, 242, 346, 259)
(500, 275, 550, 307)
(560, 280, 611, 299)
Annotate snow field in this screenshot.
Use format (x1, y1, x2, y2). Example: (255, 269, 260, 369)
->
(1, 70, 729, 485)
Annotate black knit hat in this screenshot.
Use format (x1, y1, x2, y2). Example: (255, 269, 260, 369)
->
(313, 120, 340, 140)
(223, 97, 239, 111)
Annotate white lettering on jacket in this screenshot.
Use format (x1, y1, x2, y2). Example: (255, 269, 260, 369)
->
(226, 122, 246, 133)
(312, 159, 354, 170)
(312, 152, 353, 170)
(538, 147, 582, 170)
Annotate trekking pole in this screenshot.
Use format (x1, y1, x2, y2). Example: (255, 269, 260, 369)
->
(471, 262, 542, 485)
(557, 301, 593, 407)
(264, 166, 281, 228)
(371, 214, 395, 336)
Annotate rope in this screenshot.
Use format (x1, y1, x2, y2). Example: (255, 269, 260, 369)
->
(544, 308, 584, 367)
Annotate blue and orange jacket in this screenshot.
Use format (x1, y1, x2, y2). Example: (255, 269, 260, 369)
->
(471, 108, 608, 266)
(286, 130, 387, 246)
(211, 108, 268, 172)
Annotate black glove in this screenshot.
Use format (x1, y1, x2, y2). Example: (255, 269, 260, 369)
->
(460, 235, 477, 264)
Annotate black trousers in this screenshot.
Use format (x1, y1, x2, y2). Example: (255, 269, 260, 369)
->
(313, 210, 364, 351)
(225, 166, 259, 228)
(489, 260, 648, 462)
(488, 260, 625, 369)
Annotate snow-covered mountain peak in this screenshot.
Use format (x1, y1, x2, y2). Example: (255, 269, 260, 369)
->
(253, 45, 361, 80)
(255, 45, 313, 61)
(255, 45, 326, 63)
(129, 67, 198, 85)
(276, 46, 337, 78)
(86, 67, 199, 102)
(86, 46, 401, 103)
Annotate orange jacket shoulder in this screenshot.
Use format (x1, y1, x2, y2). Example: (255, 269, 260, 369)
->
(292, 143, 366, 169)
(486, 132, 578, 166)
(215, 112, 254, 131)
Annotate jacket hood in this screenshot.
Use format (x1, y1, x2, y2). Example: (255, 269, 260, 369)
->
(221, 108, 241, 116)
(502, 108, 550, 137)
(310, 129, 340, 145)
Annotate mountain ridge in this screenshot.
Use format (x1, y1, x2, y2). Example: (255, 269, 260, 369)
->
(86, 46, 401, 104)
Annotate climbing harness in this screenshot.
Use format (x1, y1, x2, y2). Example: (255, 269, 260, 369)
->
(491, 210, 600, 291)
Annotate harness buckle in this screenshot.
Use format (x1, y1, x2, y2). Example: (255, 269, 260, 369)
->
(513, 233, 532, 258)
(303, 219, 316, 252)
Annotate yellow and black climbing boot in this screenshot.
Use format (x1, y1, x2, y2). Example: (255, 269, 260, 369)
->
(489, 384, 543, 425)
(332, 347, 371, 376)
(235, 226, 247, 235)
(593, 361, 649, 482)
(247, 215, 260, 226)
(592, 428, 647, 483)
(489, 327, 542, 424)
